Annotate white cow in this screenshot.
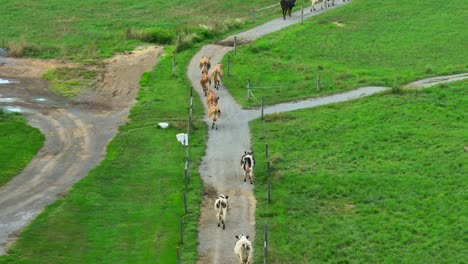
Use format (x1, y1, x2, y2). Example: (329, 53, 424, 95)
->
(240, 151, 255, 184)
(214, 194, 229, 229)
(310, 0, 349, 11)
(234, 234, 252, 264)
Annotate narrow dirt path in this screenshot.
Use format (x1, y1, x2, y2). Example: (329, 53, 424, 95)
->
(0, 46, 163, 255)
(188, 3, 468, 263)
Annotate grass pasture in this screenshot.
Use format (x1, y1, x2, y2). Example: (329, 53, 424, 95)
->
(222, 0, 468, 108)
(0, 49, 206, 264)
(251, 81, 468, 263)
(0, 112, 44, 187)
(0, 0, 279, 60)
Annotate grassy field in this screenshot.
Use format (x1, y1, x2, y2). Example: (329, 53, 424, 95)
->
(251, 81, 468, 263)
(0, 112, 44, 187)
(0, 0, 280, 60)
(0, 48, 206, 264)
(222, 0, 468, 108)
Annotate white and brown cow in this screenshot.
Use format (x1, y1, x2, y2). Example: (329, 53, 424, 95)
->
(213, 194, 229, 229)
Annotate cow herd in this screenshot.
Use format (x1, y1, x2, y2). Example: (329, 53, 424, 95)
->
(199, 56, 223, 130)
(281, 0, 351, 20)
(198, 56, 256, 263)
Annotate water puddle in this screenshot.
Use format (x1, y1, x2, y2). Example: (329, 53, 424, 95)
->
(0, 79, 10, 84)
(2, 106, 33, 113)
(0, 97, 17, 103)
(35, 98, 47, 102)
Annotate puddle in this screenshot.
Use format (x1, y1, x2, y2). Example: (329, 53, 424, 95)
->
(0, 79, 10, 84)
(4, 106, 27, 113)
(35, 98, 47, 102)
(0, 97, 17, 103)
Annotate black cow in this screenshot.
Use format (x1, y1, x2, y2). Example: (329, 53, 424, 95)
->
(280, 0, 296, 20)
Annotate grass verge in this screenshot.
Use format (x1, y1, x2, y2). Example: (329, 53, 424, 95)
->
(0, 112, 44, 187)
(251, 81, 467, 263)
(0, 47, 206, 264)
(222, 0, 468, 108)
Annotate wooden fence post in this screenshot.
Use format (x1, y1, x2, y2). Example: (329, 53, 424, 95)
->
(267, 161, 271, 203)
(172, 57, 176, 76)
(261, 96, 264, 120)
(184, 161, 189, 191)
(265, 143, 269, 160)
(252, 10, 256, 23)
(183, 191, 188, 214)
(247, 79, 251, 101)
(177, 247, 181, 264)
(188, 108, 192, 135)
(227, 54, 231, 77)
(317, 73, 321, 92)
(264, 224, 268, 264)
(234, 36, 237, 54)
(180, 218, 184, 245)
(301, 3, 304, 25)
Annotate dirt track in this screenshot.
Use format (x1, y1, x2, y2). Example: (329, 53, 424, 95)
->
(0, 46, 162, 255)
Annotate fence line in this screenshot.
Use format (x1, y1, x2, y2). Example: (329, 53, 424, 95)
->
(251, 3, 280, 23)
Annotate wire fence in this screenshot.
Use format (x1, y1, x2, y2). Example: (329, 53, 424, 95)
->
(176, 84, 194, 263)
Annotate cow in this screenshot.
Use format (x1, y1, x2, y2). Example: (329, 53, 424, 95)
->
(234, 234, 252, 264)
(199, 56, 211, 74)
(210, 63, 223, 90)
(280, 0, 296, 20)
(208, 105, 221, 130)
(200, 71, 211, 96)
(206, 90, 219, 107)
(240, 151, 255, 184)
(213, 194, 229, 229)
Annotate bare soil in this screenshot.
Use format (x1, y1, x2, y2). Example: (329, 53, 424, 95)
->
(0, 45, 163, 255)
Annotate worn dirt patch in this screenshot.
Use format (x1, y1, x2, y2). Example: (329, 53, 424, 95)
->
(0, 45, 163, 255)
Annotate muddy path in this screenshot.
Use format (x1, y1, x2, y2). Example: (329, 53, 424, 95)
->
(0, 46, 163, 255)
(188, 2, 468, 263)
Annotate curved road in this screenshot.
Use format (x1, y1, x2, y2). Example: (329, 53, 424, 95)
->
(187, 2, 468, 263)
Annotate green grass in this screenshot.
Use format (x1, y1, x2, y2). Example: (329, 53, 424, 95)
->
(0, 48, 206, 264)
(222, 0, 468, 108)
(0, 112, 44, 187)
(251, 81, 468, 263)
(0, 0, 281, 60)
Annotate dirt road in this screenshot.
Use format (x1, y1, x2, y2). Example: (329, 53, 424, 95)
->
(0, 46, 163, 255)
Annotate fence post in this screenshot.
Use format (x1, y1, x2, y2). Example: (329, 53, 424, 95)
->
(267, 161, 271, 203)
(227, 54, 231, 77)
(184, 161, 189, 191)
(247, 79, 251, 101)
(301, 3, 304, 25)
(265, 143, 269, 160)
(252, 10, 256, 23)
(317, 73, 321, 92)
(177, 247, 181, 264)
(264, 224, 268, 264)
(180, 218, 184, 245)
(234, 36, 237, 55)
(188, 108, 192, 135)
(172, 56, 176, 76)
(261, 96, 264, 120)
(183, 191, 188, 214)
